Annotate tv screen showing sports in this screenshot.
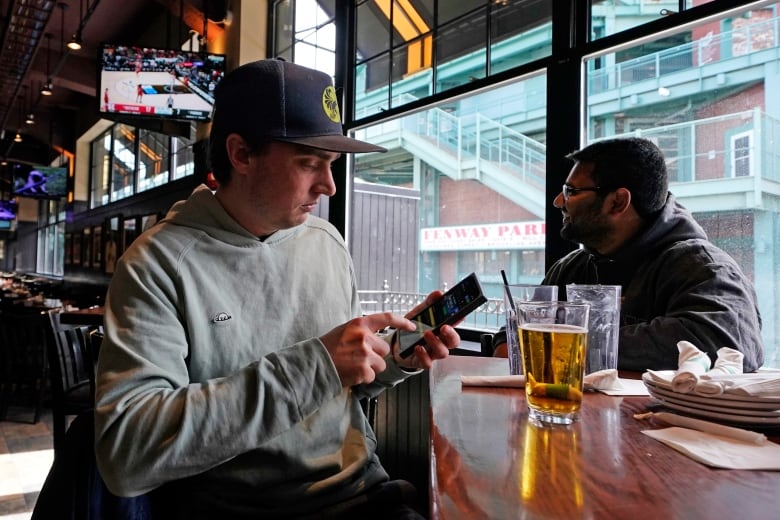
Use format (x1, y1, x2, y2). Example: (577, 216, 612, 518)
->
(99, 44, 226, 122)
(0, 199, 16, 221)
(12, 164, 68, 200)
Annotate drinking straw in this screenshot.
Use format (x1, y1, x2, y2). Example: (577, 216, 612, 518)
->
(500, 269, 515, 312)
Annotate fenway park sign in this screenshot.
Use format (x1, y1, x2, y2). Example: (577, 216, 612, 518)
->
(420, 221, 546, 251)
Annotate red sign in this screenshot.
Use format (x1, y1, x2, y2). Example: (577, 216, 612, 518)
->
(420, 221, 546, 251)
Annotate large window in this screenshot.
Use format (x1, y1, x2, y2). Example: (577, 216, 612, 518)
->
(36, 199, 66, 277)
(88, 122, 197, 208)
(272, 0, 780, 366)
(585, 2, 780, 366)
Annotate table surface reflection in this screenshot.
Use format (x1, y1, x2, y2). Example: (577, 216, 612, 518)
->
(429, 356, 780, 520)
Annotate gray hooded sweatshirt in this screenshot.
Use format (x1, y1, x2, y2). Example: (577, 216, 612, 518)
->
(543, 193, 764, 372)
(94, 185, 415, 518)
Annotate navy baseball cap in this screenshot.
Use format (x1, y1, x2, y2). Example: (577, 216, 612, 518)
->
(210, 59, 386, 153)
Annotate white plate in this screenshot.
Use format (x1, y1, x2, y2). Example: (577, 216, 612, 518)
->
(646, 395, 780, 426)
(646, 386, 780, 418)
(642, 371, 780, 405)
(644, 380, 780, 412)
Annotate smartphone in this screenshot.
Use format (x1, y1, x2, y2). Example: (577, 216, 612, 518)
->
(397, 272, 487, 358)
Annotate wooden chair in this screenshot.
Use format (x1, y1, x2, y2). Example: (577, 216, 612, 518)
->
(45, 309, 95, 455)
(0, 311, 49, 423)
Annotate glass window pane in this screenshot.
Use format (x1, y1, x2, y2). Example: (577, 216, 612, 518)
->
(292, 0, 335, 73)
(585, 4, 780, 365)
(435, 8, 488, 91)
(137, 129, 170, 193)
(592, 0, 682, 39)
(438, 1, 482, 25)
(357, 0, 391, 64)
(351, 73, 547, 332)
(355, 54, 391, 117)
(111, 124, 137, 202)
(91, 130, 111, 208)
(489, 1, 552, 75)
(172, 136, 195, 180)
(274, 0, 294, 57)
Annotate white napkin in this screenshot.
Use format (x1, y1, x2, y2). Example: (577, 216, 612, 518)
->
(461, 369, 648, 395)
(636, 411, 767, 444)
(695, 372, 780, 397)
(709, 347, 744, 376)
(642, 427, 780, 470)
(671, 341, 712, 393)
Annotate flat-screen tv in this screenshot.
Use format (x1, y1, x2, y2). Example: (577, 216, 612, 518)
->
(0, 199, 16, 221)
(99, 44, 226, 122)
(12, 164, 69, 200)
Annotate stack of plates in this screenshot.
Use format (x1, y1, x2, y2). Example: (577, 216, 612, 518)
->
(642, 373, 780, 426)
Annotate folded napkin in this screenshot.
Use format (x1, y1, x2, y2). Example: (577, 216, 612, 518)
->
(666, 341, 748, 394)
(461, 369, 648, 395)
(646, 369, 780, 398)
(641, 427, 780, 470)
(695, 372, 780, 397)
(709, 347, 744, 376)
(671, 341, 713, 393)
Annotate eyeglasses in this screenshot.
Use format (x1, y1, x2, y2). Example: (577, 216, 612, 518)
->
(562, 184, 603, 199)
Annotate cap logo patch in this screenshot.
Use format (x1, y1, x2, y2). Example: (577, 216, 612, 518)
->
(322, 86, 341, 123)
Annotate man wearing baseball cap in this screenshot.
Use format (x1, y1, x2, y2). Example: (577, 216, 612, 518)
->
(94, 59, 459, 518)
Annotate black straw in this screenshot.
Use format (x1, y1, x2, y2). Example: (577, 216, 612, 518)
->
(500, 269, 515, 312)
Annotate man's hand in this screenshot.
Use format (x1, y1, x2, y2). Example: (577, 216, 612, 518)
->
(320, 313, 415, 387)
(394, 291, 461, 371)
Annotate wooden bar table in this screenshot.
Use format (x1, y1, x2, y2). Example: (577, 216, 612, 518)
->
(58, 305, 104, 326)
(429, 356, 780, 520)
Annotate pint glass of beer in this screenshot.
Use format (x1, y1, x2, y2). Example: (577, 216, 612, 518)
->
(517, 302, 589, 425)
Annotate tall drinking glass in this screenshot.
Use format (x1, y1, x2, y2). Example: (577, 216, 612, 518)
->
(566, 284, 621, 374)
(517, 301, 589, 425)
(502, 285, 558, 375)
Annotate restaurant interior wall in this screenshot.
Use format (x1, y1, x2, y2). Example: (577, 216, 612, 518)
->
(13, 2, 240, 300)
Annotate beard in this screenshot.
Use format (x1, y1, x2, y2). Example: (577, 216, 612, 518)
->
(559, 200, 611, 249)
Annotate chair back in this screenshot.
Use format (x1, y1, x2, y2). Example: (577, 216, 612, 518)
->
(45, 309, 95, 454)
(47, 310, 94, 400)
(0, 310, 49, 422)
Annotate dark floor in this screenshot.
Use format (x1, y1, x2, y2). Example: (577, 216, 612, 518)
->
(0, 405, 56, 520)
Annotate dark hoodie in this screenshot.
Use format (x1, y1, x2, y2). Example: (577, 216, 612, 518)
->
(543, 193, 764, 372)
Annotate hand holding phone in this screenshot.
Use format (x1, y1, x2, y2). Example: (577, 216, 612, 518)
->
(397, 273, 487, 358)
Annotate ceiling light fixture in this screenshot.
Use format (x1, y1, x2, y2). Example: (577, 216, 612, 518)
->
(67, 30, 82, 51)
(13, 132, 22, 143)
(41, 33, 53, 96)
(67, 0, 83, 51)
(26, 113, 35, 125)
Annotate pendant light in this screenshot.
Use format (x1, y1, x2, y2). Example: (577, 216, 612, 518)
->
(67, 0, 83, 51)
(41, 33, 53, 96)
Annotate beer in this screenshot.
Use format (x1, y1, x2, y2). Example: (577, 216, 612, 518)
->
(519, 323, 588, 417)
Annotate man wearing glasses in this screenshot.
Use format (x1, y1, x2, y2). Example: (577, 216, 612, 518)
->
(543, 137, 764, 372)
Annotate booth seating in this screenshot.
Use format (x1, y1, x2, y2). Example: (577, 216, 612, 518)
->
(0, 311, 49, 423)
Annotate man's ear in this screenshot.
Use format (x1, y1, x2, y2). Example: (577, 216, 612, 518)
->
(225, 134, 251, 175)
(607, 187, 632, 215)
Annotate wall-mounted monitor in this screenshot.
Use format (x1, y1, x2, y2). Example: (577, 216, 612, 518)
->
(98, 44, 226, 122)
(0, 199, 17, 221)
(12, 164, 69, 200)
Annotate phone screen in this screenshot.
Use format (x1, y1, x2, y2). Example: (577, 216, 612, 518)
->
(397, 273, 486, 357)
